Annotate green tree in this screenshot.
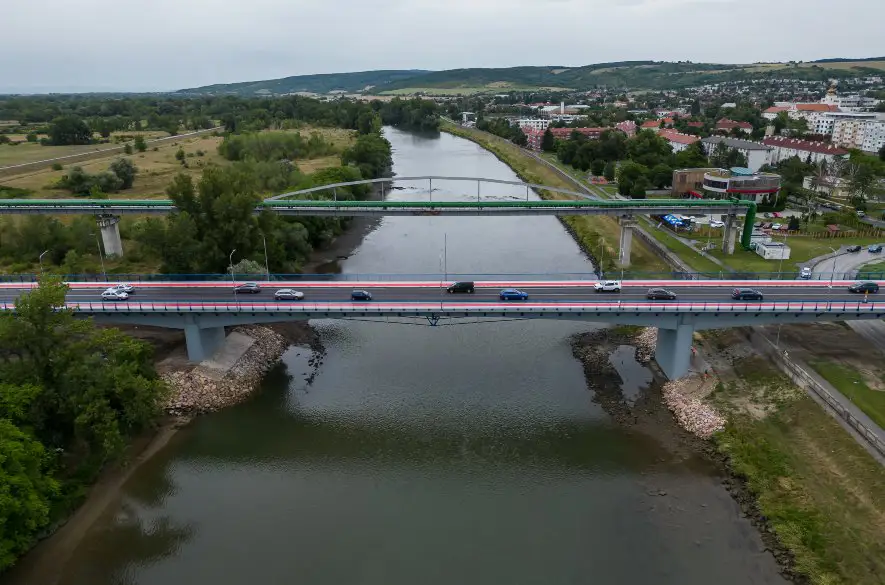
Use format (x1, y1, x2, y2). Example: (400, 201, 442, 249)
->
(175, 147, 185, 162)
(879, 144, 885, 162)
(590, 159, 605, 176)
(650, 163, 674, 189)
(674, 142, 708, 168)
(617, 161, 649, 196)
(134, 135, 147, 152)
(541, 128, 556, 152)
(0, 419, 59, 571)
(48, 116, 91, 146)
(340, 133, 392, 179)
(603, 161, 616, 181)
(109, 158, 138, 189)
(847, 163, 876, 204)
(630, 176, 649, 199)
(626, 130, 672, 168)
(25, 133, 37, 143)
(123, 143, 133, 155)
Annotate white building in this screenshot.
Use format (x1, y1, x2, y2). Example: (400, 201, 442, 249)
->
(658, 129, 700, 153)
(815, 111, 878, 137)
(700, 136, 773, 172)
(755, 242, 791, 260)
(831, 115, 885, 151)
(761, 136, 850, 165)
(516, 118, 550, 132)
(821, 85, 881, 112)
(860, 120, 885, 153)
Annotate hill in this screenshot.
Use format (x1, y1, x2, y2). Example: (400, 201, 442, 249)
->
(175, 69, 431, 96)
(174, 58, 885, 97)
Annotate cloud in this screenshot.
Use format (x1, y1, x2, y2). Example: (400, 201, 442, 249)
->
(1, 0, 883, 92)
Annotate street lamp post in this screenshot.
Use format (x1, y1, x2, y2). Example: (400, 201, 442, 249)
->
(93, 233, 106, 279)
(262, 235, 270, 282)
(828, 246, 838, 289)
(38, 250, 49, 277)
(229, 249, 237, 302)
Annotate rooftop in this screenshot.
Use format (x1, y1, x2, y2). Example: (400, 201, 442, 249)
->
(658, 129, 700, 145)
(761, 136, 850, 156)
(701, 136, 772, 151)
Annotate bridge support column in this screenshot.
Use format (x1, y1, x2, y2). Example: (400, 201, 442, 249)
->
(655, 324, 694, 380)
(183, 323, 225, 362)
(618, 215, 636, 267)
(97, 216, 123, 257)
(721, 214, 737, 255)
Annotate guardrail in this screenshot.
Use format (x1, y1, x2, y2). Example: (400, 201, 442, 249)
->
(3, 299, 881, 314)
(751, 331, 885, 459)
(3, 271, 884, 284)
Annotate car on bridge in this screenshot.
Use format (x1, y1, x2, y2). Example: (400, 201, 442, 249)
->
(593, 280, 622, 293)
(234, 282, 262, 294)
(848, 281, 880, 294)
(101, 288, 129, 301)
(111, 283, 135, 294)
(869, 244, 883, 253)
(847, 245, 862, 253)
(646, 288, 676, 300)
(499, 288, 529, 301)
(731, 288, 763, 301)
(351, 289, 373, 301)
(274, 289, 305, 301)
(446, 281, 475, 294)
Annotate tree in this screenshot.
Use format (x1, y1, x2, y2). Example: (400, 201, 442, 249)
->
(109, 158, 138, 189)
(674, 142, 708, 168)
(846, 163, 876, 205)
(590, 159, 606, 176)
(175, 147, 185, 162)
(879, 144, 885, 162)
(229, 259, 265, 276)
(541, 128, 555, 152)
(626, 131, 673, 168)
(134, 135, 147, 152)
(0, 419, 59, 571)
(787, 216, 801, 231)
(630, 176, 649, 199)
(617, 161, 649, 196)
(603, 161, 616, 181)
(25, 133, 37, 143)
(123, 143, 133, 155)
(650, 163, 673, 189)
(48, 115, 91, 146)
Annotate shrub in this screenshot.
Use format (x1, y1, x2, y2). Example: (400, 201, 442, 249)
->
(50, 163, 63, 171)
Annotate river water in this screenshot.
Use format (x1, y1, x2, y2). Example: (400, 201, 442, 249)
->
(43, 128, 784, 584)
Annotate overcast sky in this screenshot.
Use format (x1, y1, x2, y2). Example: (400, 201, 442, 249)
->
(3, 0, 885, 93)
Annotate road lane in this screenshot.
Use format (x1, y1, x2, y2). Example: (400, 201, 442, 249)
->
(0, 282, 882, 306)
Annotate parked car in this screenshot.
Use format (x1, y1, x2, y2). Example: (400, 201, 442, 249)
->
(101, 288, 129, 301)
(761, 222, 772, 229)
(446, 281, 475, 294)
(234, 282, 262, 293)
(732, 288, 764, 301)
(799, 267, 813, 279)
(857, 210, 866, 218)
(847, 245, 862, 253)
(499, 288, 529, 301)
(111, 283, 135, 294)
(351, 289, 373, 301)
(772, 212, 782, 218)
(274, 289, 304, 301)
(593, 280, 622, 293)
(848, 281, 880, 294)
(710, 220, 725, 228)
(868, 244, 883, 253)
(646, 288, 676, 300)
(771, 223, 782, 230)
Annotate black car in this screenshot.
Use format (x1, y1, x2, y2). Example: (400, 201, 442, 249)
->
(732, 288, 763, 301)
(646, 288, 677, 300)
(847, 245, 862, 253)
(848, 281, 880, 294)
(351, 289, 373, 301)
(446, 281, 475, 294)
(869, 244, 883, 254)
(233, 282, 261, 294)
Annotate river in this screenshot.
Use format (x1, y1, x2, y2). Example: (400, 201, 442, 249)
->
(41, 128, 785, 584)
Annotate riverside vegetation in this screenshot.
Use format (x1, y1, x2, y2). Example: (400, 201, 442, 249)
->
(0, 278, 169, 572)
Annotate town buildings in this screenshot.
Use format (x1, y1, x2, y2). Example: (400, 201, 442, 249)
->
(658, 129, 700, 152)
(700, 167, 781, 204)
(761, 136, 849, 165)
(715, 118, 753, 134)
(700, 136, 772, 172)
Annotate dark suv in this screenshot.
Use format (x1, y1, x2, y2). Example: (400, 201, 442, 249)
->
(847, 245, 862, 253)
(848, 281, 880, 294)
(732, 288, 764, 301)
(446, 281, 475, 294)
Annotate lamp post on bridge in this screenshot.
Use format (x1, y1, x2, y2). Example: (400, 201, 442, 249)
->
(229, 249, 237, 304)
(92, 233, 106, 279)
(38, 250, 49, 277)
(827, 246, 838, 289)
(262, 235, 270, 282)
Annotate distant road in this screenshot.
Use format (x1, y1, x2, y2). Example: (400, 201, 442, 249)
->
(0, 127, 222, 179)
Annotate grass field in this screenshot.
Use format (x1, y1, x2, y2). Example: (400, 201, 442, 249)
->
(744, 60, 885, 73)
(0, 127, 352, 199)
(809, 360, 885, 430)
(381, 85, 573, 96)
(709, 233, 885, 274)
(701, 333, 885, 585)
(0, 131, 171, 167)
(442, 123, 668, 272)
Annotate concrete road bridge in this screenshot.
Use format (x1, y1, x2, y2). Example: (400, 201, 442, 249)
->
(0, 176, 757, 263)
(2, 277, 882, 380)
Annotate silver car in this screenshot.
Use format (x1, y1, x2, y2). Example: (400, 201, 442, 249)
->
(274, 288, 305, 301)
(101, 288, 129, 301)
(111, 283, 135, 294)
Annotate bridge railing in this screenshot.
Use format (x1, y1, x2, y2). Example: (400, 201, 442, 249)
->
(2, 299, 881, 314)
(4, 270, 885, 284)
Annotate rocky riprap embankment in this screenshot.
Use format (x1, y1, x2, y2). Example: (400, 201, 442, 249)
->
(163, 325, 289, 414)
(661, 378, 726, 439)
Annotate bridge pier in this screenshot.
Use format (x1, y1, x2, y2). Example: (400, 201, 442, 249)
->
(618, 215, 636, 267)
(97, 216, 123, 257)
(654, 324, 694, 380)
(183, 322, 225, 362)
(721, 214, 737, 255)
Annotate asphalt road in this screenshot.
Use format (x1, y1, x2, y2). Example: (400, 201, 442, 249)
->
(810, 245, 885, 278)
(0, 282, 879, 305)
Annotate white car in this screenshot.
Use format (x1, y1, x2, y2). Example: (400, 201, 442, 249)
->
(800, 267, 813, 279)
(771, 223, 782, 230)
(101, 289, 129, 301)
(594, 280, 622, 293)
(111, 283, 135, 294)
(710, 220, 725, 228)
(274, 289, 305, 301)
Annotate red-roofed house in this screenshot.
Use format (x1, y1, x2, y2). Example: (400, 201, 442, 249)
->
(523, 126, 624, 151)
(640, 118, 673, 131)
(686, 121, 704, 129)
(658, 129, 701, 152)
(762, 106, 790, 120)
(715, 118, 753, 135)
(761, 136, 850, 165)
(615, 120, 637, 137)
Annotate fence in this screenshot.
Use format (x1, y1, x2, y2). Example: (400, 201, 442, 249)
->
(751, 330, 885, 459)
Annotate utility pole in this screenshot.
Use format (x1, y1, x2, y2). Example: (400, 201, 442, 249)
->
(39, 250, 49, 277)
(229, 249, 237, 303)
(94, 233, 106, 279)
(262, 235, 270, 282)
